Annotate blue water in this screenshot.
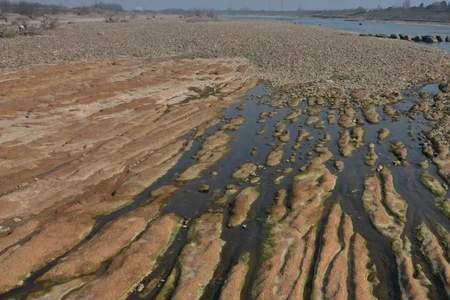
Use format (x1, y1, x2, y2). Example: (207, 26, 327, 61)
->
(293, 18, 450, 51)
(223, 14, 450, 51)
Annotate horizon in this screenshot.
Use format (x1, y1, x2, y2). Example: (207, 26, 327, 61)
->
(5, 0, 442, 11)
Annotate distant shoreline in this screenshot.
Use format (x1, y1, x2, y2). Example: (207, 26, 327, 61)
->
(221, 13, 450, 27)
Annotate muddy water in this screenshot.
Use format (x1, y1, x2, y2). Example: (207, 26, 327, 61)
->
(3, 83, 450, 300)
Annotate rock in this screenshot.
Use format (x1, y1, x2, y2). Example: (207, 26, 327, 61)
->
(136, 283, 145, 293)
(0, 225, 11, 236)
(169, 213, 225, 300)
(232, 163, 258, 181)
(335, 160, 344, 172)
(40, 186, 178, 284)
(178, 130, 233, 181)
(250, 177, 260, 185)
(446, 36, 450, 42)
(198, 184, 210, 193)
(363, 168, 407, 239)
(351, 88, 367, 102)
(416, 224, 450, 291)
(420, 169, 448, 198)
(339, 107, 357, 128)
(219, 253, 250, 300)
(63, 214, 181, 300)
(352, 234, 379, 300)
(266, 147, 284, 167)
(439, 82, 450, 93)
(274, 175, 286, 185)
(226, 184, 239, 195)
(366, 143, 378, 167)
(311, 204, 353, 300)
(436, 35, 443, 43)
(391, 141, 408, 163)
(274, 121, 290, 143)
(228, 187, 260, 227)
(389, 34, 398, 39)
(268, 189, 288, 224)
(224, 116, 246, 131)
(378, 128, 390, 143)
(393, 160, 402, 166)
(383, 105, 398, 117)
(338, 130, 354, 157)
(253, 150, 336, 299)
(422, 35, 436, 44)
(419, 160, 429, 170)
(412, 36, 422, 42)
(362, 105, 380, 124)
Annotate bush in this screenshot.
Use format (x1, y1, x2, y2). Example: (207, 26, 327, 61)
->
(0, 23, 18, 38)
(105, 14, 129, 23)
(0, 18, 44, 38)
(0, 12, 7, 22)
(40, 16, 58, 30)
(22, 24, 42, 36)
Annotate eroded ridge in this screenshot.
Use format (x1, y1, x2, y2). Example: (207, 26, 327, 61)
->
(2, 64, 450, 300)
(0, 57, 255, 296)
(159, 212, 225, 300)
(362, 167, 431, 299)
(253, 144, 338, 300)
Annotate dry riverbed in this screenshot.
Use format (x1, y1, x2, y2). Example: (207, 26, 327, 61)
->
(1, 17, 450, 300)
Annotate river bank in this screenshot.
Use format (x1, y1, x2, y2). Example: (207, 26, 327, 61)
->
(1, 18, 449, 95)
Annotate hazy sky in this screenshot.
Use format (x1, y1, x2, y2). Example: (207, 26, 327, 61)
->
(35, 0, 439, 10)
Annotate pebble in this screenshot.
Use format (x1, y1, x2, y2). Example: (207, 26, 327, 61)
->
(0, 225, 11, 236)
(136, 283, 145, 293)
(198, 184, 210, 193)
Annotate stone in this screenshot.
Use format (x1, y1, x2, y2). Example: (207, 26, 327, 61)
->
(198, 184, 210, 193)
(266, 147, 284, 167)
(232, 163, 258, 181)
(378, 128, 390, 143)
(335, 160, 345, 172)
(228, 187, 260, 228)
(0, 225, 11, 236)
(422, 35, 436, 44)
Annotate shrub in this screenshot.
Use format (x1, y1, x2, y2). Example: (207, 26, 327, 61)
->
(0, 23, 18, 38)
(40, 16, 58, 30)
(105, 14, 129, 23)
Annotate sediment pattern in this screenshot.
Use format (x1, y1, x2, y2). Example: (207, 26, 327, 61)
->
(1, 62, 450, 300)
